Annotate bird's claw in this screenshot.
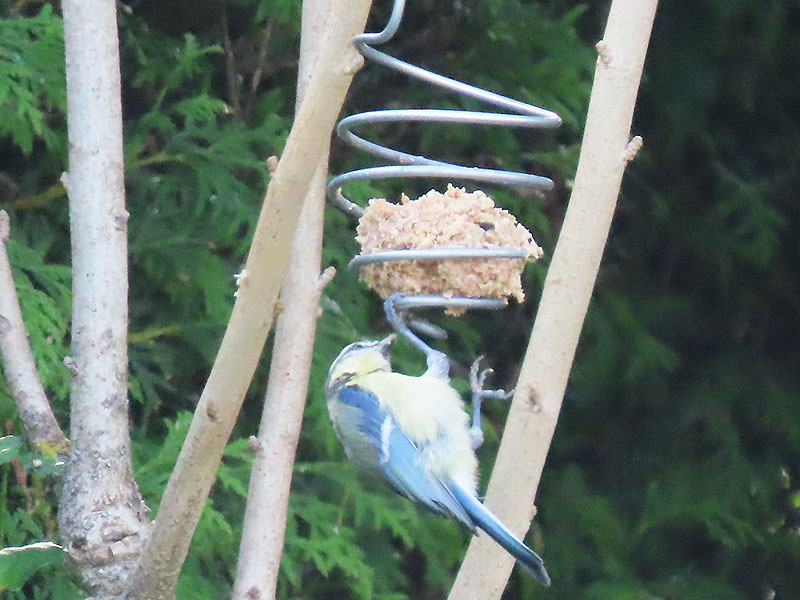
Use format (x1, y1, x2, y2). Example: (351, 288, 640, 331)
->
(468, 356, 513, 449)
(469, 356, 513, 401)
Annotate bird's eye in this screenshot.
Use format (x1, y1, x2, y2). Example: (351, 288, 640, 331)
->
(338, 372, 355, 384)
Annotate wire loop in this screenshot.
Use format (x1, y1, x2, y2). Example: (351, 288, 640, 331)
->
(327, 0, 560, 345)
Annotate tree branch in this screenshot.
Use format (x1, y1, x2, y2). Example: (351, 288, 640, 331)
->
(243, 17, 275, 119)
(2, 181, 66, 211)
(0, 210, 68, 454)
(231, 167, 333, 599)
(448, 1, 659, 597)
(128, 2, 373, 598)
(219, 0, 242, 116)
(57, 0, 149, 596)
(232, 2, 334, 595)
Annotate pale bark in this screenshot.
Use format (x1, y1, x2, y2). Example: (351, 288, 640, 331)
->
(448, 1, 659, 598)
(231, 1, 335, 596)
(58, 0, 149, 596)
(128, 2, 373, 598)
(231, 172, 333, 598)
(0, 211, 68, 454)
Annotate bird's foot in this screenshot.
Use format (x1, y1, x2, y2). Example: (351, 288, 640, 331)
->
(468, 356, 514, 449)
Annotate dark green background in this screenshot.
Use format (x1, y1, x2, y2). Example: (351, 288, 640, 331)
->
(0, 0, 798, 598)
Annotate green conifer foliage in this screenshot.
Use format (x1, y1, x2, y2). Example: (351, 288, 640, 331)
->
(0, 1, 797, 598)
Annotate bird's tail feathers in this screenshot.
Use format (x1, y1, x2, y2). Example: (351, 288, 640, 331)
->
(450, 483, 551, 586)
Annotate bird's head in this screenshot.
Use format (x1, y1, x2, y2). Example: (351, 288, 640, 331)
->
(325, 334, 396, 395)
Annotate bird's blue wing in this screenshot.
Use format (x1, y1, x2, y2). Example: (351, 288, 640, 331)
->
(380, 421, 475, 528)
(337, 384, 474, 527)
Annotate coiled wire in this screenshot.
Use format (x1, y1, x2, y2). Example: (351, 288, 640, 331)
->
(326, 0, 561, 341)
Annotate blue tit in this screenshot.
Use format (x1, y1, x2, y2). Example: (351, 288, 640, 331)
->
(324, 334, 550, 585)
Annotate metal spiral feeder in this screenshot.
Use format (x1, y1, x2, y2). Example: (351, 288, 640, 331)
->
(326, 0, 561, 360)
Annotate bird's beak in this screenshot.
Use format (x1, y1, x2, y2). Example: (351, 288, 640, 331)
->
(378, 333, 396, 358)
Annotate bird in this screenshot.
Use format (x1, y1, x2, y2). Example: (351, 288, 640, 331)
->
(324, 333, 551, 585)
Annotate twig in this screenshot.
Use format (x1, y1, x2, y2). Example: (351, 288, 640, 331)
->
(4, 181, 67, 211)
(0, 210, 68, 454)
(448, 1, 659, 598)
(243, 17, 275, 118)
(219, 0, 242, 116)
(128, 324, 183, 344)
(128, 2, 373, 598)
(57, 1, 150, 595)
(232, 2, 335, 595)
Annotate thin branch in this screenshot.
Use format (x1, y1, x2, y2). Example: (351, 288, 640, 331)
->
(448, 1, 659, 598)
(219, 0, 242, 116)
(128, 2, 373, 598)
(0, 210, 68, 454)
(232, 3, 335, 595)
(2, 181, 67, 211)
(243, 17, 275, 118)
(57, 0, 149, 595)
(128, 324, 183, 344)
(231, 165, 332, 600)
